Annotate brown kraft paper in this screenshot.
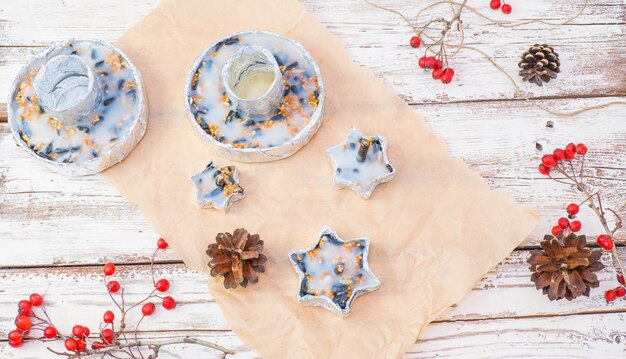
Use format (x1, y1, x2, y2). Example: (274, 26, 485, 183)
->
(103, 0, 539, 357)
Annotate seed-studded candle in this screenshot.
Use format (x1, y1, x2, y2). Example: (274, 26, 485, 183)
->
(191, 161, 245, 212)
(288, 226, 381, 317)
(7, 39, 147, 176)
(185, 31, 325, 162)
(326, 127, 396, 199)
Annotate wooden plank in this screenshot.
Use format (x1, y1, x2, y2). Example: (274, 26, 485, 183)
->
(1, 251, 624, 337)
(2, 309, 626, 357)
(0, 0, 624, 103)
(1, 96, 624, 266)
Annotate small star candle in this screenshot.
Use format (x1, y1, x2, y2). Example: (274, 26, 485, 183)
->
(191, 161, 244, 212)
(289, 226, 381, 317)
(326, 128, 396, 199)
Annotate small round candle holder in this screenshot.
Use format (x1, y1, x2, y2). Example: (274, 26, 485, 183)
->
(185, 31, 324, 163)
(7, 39, 148, 176)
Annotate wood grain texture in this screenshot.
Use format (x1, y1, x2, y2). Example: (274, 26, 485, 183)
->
(0, 0, 625, 357)
(0, 0, 624, 104)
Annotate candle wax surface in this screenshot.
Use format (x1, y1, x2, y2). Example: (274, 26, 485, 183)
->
(326, 128, 396, 199)
(234, 69, 275, 99)
(10, 40, 141, 164)
(289, 227, 380, 316)
(187, 32, 321, 150)
(191, 162, 244, 212)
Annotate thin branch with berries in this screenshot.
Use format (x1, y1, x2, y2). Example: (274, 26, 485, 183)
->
(364, 0, 626, 115)
(537, 143, 626, 302)
(7, 238, 236, 358)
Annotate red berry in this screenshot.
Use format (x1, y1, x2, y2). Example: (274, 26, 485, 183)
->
(557, 217, 570, 228)
(9, 340, 23, 348)
(43, 326, 57, 339)
(442, 68, 454, 77)
(65, 338, 78, 351)
(92, 341, 105, 349)
(29, 293, 43, 307)
(410, 36, 421, 48)
(72, 325, 85, 338)
(501, 3, 512, 14)
(9, 330, 23, 343)
(541, 154, 556, 167)
(432, 69, 443, 80)
(564, 149, 576, 160)
(551, 225, 563, 236)
(103, 310, 115, 323)
(107, 281, 121, 293)
(142, 303, 156, 316)
(490, 0, 501, 9)
(605, 289, 617, 302)
(567, 203, 580, 215)
(576, 143, 587, 155)
(565, 143, 576, 152)
(155, 278, 171, 292)
(103, 262, 115, 276)
(538, 164, 550, 175)
(618, 275, 625, 285)
(434, 60, 443, 70)
(616, 286, 626, 297)
(162, 296, 177, 310)
(426, 56, 437, 68)
(101, 328, 114, 343)
(418, 56, 427, 68)
(441, 73, 453, 84)
(15, 315, 31, 330)
(77, 339, 87, 352)
(18, 300, 32, 315)
(157, 238, 169, 249)
(83, 326, 90, 338)
(553, 149, 565, 161)
(569, 220, 582, 232)
(597, 234, 613, 250)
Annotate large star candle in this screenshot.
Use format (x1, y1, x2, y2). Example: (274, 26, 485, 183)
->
(288, 226, 381, 317)
(326, 127, 396, 199)
(191, 161, 244, 212)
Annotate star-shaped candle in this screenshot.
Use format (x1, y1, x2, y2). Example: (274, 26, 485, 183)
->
(326, 128, 396, 199)
(191, 161, 244, 212)
(288, 226, 381, 317)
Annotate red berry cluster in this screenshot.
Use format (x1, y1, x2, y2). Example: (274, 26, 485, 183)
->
(489, 0, 512, 14)
(418, 55, 455, 84)
(9, 293, 46, 348)
(10, 238, 178, 354)
(537, 142, 587, 176)
(605, 286, 626, 302)
(550, 203, 582, 236)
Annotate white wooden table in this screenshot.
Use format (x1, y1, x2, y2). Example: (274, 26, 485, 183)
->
(1, 0, 625, 357)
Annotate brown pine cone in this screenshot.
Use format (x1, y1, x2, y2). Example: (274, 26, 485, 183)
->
(518, 44, 560, 86)
(528, 233, 604, 301)
(207, 228, 266, 289)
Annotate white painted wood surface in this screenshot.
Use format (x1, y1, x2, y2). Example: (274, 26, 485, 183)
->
(0, 0, 625, 357)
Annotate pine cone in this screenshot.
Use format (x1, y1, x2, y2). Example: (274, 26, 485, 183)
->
(518, 44, 560, 86)
(207, 228, 267, 289)
(528, 234, 604, 301)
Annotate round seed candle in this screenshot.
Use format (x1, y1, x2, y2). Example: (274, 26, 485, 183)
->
(191, 161, 245, 213)
(289, 226, 381, 317)
(326, 128, 396, 199)
(185, 31, 324, 162)
(7, 39, 147, 175)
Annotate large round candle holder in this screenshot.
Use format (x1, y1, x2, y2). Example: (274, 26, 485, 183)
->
(7, 39, 148, 176)
(185, 31, 324, 163)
